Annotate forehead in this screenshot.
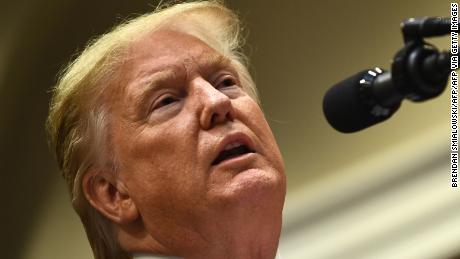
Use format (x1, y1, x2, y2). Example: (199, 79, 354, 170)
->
(123, 30, 226, 76)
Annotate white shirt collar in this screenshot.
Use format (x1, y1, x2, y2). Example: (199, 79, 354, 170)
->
(133, 250, 282, 259)
(133, 255, 180, 259)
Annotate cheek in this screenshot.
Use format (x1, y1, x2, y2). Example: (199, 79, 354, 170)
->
(116, 113, 198, 175)
(119, 140, 208, 230)
(114, 115, 208, 214)
(236, 97, 285, 168)
(238, 97, 276, 143)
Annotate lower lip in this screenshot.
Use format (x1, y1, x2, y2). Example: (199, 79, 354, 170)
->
(213, 152, 257, 169)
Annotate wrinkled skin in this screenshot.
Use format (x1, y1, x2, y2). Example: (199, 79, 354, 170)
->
(106, 30, 286, 259)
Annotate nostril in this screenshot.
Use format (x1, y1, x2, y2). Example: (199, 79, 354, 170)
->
(211, 114, 217, 125)
(226, 111, 234, 121)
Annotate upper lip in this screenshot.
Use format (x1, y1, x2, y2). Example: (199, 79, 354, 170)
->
(211, 132, 256, 166)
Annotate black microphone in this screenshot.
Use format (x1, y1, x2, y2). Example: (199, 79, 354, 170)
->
(322, 17, 452, 133)
(323, 68, 402, 133)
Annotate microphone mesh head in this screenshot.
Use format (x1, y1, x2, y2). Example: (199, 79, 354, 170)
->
(322, 70, 400, 133)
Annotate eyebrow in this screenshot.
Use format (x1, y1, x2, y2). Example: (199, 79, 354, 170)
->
(196, 54, 233, 74)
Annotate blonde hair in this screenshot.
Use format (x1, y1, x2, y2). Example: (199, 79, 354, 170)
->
(46, 1, 258, 259)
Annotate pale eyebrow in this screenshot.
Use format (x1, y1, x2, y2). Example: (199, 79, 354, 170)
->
(197, 54, 234, 74)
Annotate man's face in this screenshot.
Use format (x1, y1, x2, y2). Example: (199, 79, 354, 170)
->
(108, 30, 286, 254)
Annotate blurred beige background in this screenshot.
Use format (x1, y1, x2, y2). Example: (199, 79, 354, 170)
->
(1, 0, 458, 259)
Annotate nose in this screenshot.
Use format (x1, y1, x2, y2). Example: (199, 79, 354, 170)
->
(193, 77, 235, 130)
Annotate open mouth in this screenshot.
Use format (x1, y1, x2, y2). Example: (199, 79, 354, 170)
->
(212, 142, 255, 166)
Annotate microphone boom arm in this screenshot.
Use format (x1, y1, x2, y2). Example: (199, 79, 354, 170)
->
(323, 17, 454, 133)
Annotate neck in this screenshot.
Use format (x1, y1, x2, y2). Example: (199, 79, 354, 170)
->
(190, 203, 283, 259)
(121, 210, 282, 259)
(120, 188, 284, 259)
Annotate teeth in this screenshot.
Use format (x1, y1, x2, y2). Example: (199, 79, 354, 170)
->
(223, 142, 243, 151)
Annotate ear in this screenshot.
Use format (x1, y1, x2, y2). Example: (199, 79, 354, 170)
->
(82, 170, 139, 224)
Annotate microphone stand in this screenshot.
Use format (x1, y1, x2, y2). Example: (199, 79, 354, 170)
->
(391, 17, 451, 102)
(359, 17, 452, 123)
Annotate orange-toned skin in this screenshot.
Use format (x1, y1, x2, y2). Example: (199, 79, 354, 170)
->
(83, 30, 286, 259)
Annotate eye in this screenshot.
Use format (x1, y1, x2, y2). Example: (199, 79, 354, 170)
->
(216, 75, 237, 89)
(152, 95, 178, 111)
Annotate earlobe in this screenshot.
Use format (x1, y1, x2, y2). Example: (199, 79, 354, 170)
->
(115, 180, 140, 224)
(82, 170, 139, 224)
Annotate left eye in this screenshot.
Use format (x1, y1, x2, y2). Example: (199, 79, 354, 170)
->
(217, 76, 237, 89)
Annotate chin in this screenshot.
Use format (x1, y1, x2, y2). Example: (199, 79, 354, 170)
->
(215, 167, 286, 207)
